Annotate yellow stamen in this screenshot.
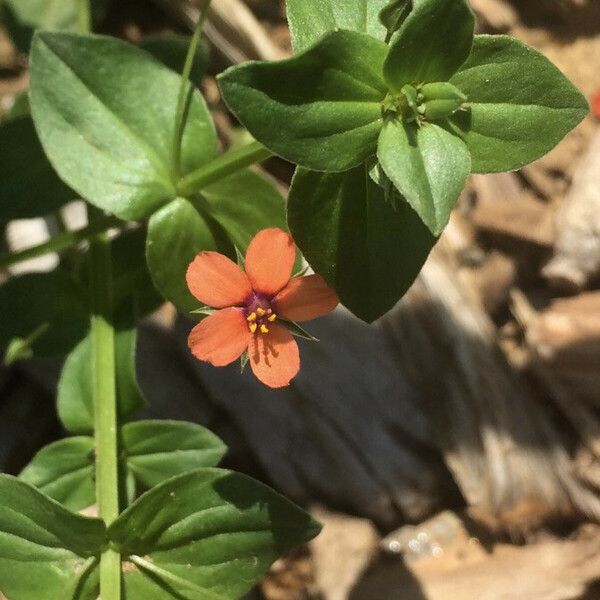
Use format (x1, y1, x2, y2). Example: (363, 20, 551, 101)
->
(268, 313, 277, 322)
(260, 324, 269, 334)
(257, 307, 266, 316)
(247, 312, 257, 322)
(249, 323, 257, 333)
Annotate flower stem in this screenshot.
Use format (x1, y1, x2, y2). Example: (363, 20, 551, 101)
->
(0, 214, 120, 271)
(171, 0, 212, 181)
(88, 210, 121, 600)
(177, 141, 273, 197)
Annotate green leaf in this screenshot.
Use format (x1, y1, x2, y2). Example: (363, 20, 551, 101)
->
(377, 118, 471, 235)
(57, 326, 146, 434)
(2, 0, 109, 52)
(109, 469, 321, 600)
(0, 271, 87, 357)
(200, 169, 288, 250)
(146, 197, 223, 314)
(19, 421, 225, 512)
(147, 169, 287, 313)
(448, 34, 589, 173)
(29, 32, 217, 220)
(288, 165, 436, 322)
(0, 117, 74, 221)
(139, 35, 209, 82)
(219, 30, 388, 172)
(0, 475, 104, 600)
(123, 420, 227, 490)
(3, 0, 108, 32)
(19, 437, 95, 512)
(384, 0, 474, 92)
(285, 0, 389, 53)
(379, 0, 412, 38)
(56, 338, 94, 434)
(114, 323, 147, 418)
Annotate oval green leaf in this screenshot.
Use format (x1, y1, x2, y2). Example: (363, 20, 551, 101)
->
(218, 30, 388, 172)
(123, 420, 227, 490)
(384, 0, 474, 91)
(288, 165, 436, 322)
(19, 437, 95, 512)
(0, 475, 104, 600)
(448, 34, 589, 173)
(109, 469, 321, 600)
(286, 0, 389, 53)
(146, 197, 223, 314)
(29, 31, 217, 220)
(57, 326, 146, 434)
(377, 118, 471, 235)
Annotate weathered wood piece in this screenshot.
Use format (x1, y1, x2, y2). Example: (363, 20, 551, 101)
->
(543, 131, 600, 291)
(382, 230, 600, 529)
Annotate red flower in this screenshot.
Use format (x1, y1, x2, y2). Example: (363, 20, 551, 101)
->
(186, 228, 339, 388)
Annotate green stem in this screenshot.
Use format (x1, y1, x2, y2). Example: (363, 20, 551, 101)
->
(77, 0, 92, 33)
(171, 0, 212, 181)
(88, 214, 121, 600)
(0, 214, 120, 271)
(177, 141, 273, 197)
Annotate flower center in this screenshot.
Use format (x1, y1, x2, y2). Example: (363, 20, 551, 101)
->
(245, 294, 277, 334)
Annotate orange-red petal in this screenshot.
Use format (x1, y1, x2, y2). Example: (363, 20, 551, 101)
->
(249, 323, 300, 388)
(273, 274, 339, 322)
(245, 228, 296, 296)
(188, 307, 250, 367)
(186, 251, 252, 308)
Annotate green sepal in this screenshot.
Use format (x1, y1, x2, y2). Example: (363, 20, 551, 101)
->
(281, 320, 319, 342)
(240, 351, 249, 373)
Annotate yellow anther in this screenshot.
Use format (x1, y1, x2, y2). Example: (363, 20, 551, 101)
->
(249, 323, 258, 333)
(268, 313, 277, 322)
(257, 307, 266, 317)
(247, 312, 257, 322)
(260, 324, 269, 334)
